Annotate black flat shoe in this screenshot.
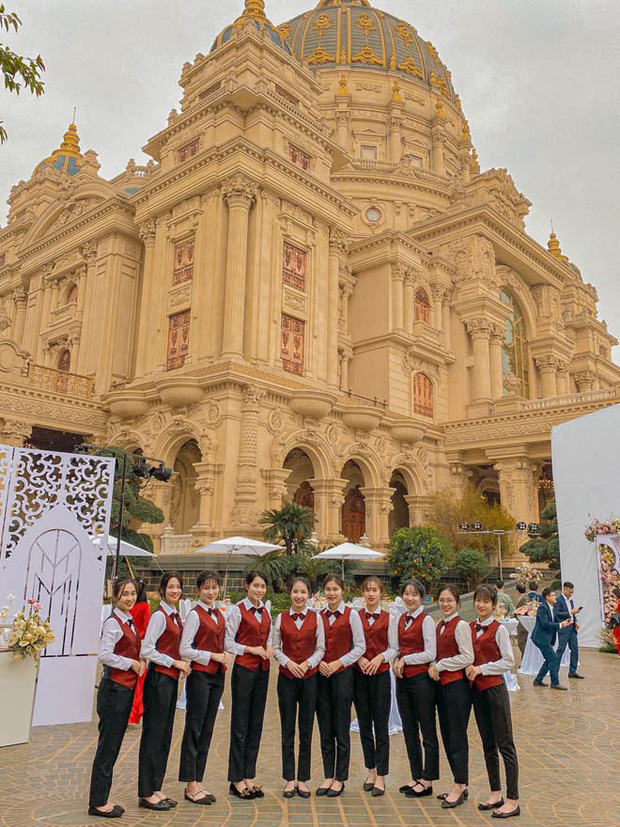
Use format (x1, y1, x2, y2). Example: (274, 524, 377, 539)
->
(316, 786, 331, 797)
(533, 680, 546, 687)
(363, 780, 375, 792)
(479, 799, 505, 811)
(297, 787, 311, 799)
(405, 784, 433, 798)
(229, 783, 254, 799)
(569, 672, 585, 679)
(207, 793, 216, 803)
(492, 805, 521, 819)
(437, 789, 468, 801)
(442, 792, 466, 809)
(184, 790, 212, 805)
(283, 788, 296, 798)
(88, 806, 123, 819)
(138, 798, 172, 810)
(162, 797, 177, 807)
(250, 785, 264, 798)
(371, 786, 385, 797)
(399, 783, 415, 793)
(327, 783, 345, 798)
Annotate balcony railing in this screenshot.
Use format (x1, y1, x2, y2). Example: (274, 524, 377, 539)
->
(523, 388, 617, 411)
(25, 362, 95, 399)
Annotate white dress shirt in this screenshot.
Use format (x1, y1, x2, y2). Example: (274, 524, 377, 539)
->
(473, 616, 515, 675)
(321, 602, 366, 667)
(359, 607, 397, 663)
(273, 606, 326, 669)
(435, 613, 474, 673)
(141, 600, 181, 669)
(180, 600, 221, 667)
(393, 605, 437, 665)
(225, 597, 273, 656)
(99, 608, 136, 671)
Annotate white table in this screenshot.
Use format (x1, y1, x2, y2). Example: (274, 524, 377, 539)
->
(517, 615, 572, 676)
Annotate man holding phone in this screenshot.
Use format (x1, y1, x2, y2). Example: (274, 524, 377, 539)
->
(554, 581, 584, 679)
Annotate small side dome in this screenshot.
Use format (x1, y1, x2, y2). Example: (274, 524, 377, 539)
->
(34, 122, 84, 177)
(211, 0, 292, 55)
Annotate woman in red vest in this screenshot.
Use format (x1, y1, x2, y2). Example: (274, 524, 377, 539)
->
(465, 585, 520, 819)
(128, 579, 151, 725)
(353, 576, 395, 796)
(225, 570, 273, 799)
(273, 575, 325, 798)
(429, 584, 474, 809)
(88, 578, 144, 819)
(392, 578, 439, 799)
(138, 572, 190, 811)
(316, 573, 365, 797)
(179, 570, 231, 805)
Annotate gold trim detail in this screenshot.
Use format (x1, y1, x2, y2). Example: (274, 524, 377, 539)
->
(307, 44, 336, 64)
(398, 57, 423, 79)
(352, 44, 382, 65)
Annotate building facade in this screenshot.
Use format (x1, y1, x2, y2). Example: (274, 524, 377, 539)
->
(0, 0, 618, 564)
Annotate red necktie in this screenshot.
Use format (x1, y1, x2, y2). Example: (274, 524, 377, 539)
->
(291, 612, 304, 622)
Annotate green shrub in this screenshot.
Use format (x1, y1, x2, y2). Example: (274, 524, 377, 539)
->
(454, 548, 491, 590)
(388, 526, 451, 594)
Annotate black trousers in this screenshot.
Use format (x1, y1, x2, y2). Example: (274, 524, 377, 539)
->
(436, 678, 471, 785)
(316, 669, 354, 782)
(277, 672, 318, 782)
(353, 669, 391, 776)
(89, 679, 135, 807)
(179, 670, 225, 783)
(395, 672, 439, 781)
(228, 665, 269, 782)
(472, 684, 519, 800)
(138, 670, 178, 797)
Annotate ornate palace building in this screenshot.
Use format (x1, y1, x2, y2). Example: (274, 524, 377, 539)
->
(1, 0, 618, 564)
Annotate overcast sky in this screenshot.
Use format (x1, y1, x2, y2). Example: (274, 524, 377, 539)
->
(1, 0, 618, 359)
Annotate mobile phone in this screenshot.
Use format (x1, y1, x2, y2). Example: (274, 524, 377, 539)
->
(577, 606, 583, 611)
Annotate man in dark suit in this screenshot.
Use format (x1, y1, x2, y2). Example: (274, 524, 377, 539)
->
(527, 581, 542, 604)
(532, 587, 573, 690)
(554, 581, 584, 679)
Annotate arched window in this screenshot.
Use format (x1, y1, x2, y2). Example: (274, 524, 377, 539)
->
(57, 349, 71, 373)
(413, 372, 434, 417)
(414, 288, 431, 324)
(500, 290, 530, 398)
(65, 284, 78, 305)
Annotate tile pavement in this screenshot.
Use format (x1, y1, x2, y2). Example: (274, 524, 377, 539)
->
(0, 650, 618, 827)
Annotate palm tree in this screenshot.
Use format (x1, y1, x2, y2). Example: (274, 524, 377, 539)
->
(259, 502, 315, 555)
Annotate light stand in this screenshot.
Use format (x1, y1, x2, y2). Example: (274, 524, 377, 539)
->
(458, 520, 540, 581)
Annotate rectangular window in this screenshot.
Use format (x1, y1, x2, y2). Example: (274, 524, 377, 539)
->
(167, 310, 190, 370)
(177, 138, 200, 164)
(282, 242, 307, 292)
(288, 144, 312, 172)
(281, 314, 305, 375)
(173, 238, 195, 285)
(198, 81, 221, 100)
(360, 145, 378, 161)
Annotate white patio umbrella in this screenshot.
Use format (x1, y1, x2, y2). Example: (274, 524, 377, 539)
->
(91, 536, 154, 557)
(312, 541, 385, 577)
(195, 535, 281, 598)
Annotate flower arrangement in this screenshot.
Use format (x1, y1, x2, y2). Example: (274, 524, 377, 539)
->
(0, 596, 55, 661)
(509, 562, 544, 588)
(584, 517, 620, 542)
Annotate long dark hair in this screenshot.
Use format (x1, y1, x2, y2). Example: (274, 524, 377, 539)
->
(135, 579, 148, 604)
(159, 571, 183, 599)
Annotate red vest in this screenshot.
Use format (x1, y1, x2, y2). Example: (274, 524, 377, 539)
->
(107, 613, 140, 689)
(356, 609, 390, 674)
(321, 606, 353, 674)
(398, 611, 430, 678)
(152, 606, 183, 680)
(234, 602, 271, 672)
(436, 615, 465, 685)
(470, 619, 503, 690)
(279, 610, 318, 680)
(192, 605, 226, 675)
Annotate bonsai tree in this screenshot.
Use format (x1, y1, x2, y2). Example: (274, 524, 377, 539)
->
(388, 526, 451, 595)
(259, 502, 315, 554)
(520, 499, 560, 578)
(454, 548, 491, 590)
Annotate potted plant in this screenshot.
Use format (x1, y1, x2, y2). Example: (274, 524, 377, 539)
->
(0, 596, 55, 747)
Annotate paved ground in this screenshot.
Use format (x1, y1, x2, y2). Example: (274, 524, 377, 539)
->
(1, 649, 618, 827)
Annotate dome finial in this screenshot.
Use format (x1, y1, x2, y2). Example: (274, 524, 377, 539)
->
(548, 227, 569, 262)
(34, 119, 84, 176)
(239, 0, 267, 20)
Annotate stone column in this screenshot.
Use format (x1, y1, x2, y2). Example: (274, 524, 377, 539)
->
(328, 229, 346, 387)
(431, 283, 444, 331)
(403, 271, 414, 334)
(231, 385, 264, 531)
(11, 287, 27, 345)
(336, 110, 350, 152)
(389, 113, 403, 163)
(431, 128, 445, 175)
(339, 283, 353, 336)
(1, 420, 31, 447)
(556, 359, 570, 396)
(391, 265, 404, 332)
(494, 458, 537, 524)
(575, 371, 595, 394)
(309, 478, 348, 543)
(190, 460, 222, 539)
(261, 467, 291, 510)
(489, 323, 505, 399)
(404, 494, 435, 527)
(134, 220, 157, 376)
(442, 291, 452, 351)
(339, 347, 352, 392)
(535, 355, 558, 398)
(221, 175, 257, 360)
(361, 487, 394, 546)
(466, 318, 492, 401)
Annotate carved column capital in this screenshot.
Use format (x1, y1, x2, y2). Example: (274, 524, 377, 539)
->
(328, 226, 349, 253)
(465, 317, 492, 340)
(534, 354, 560, 374)
(138, 218, 157, 247)
(222, 174, 257, 209)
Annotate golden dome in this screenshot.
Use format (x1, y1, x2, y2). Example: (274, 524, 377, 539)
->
(278, 0, 456, 102)
(211, 0, 292, 55)
(34, 122, 84, 176)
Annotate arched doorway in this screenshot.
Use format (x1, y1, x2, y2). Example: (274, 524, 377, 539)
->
(389, 471, 409, 536)
(341, 460, 366, 542)
(170, 439, 201, 534)
(283, 448, 315, 512)
(294, 480, 315, 509)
